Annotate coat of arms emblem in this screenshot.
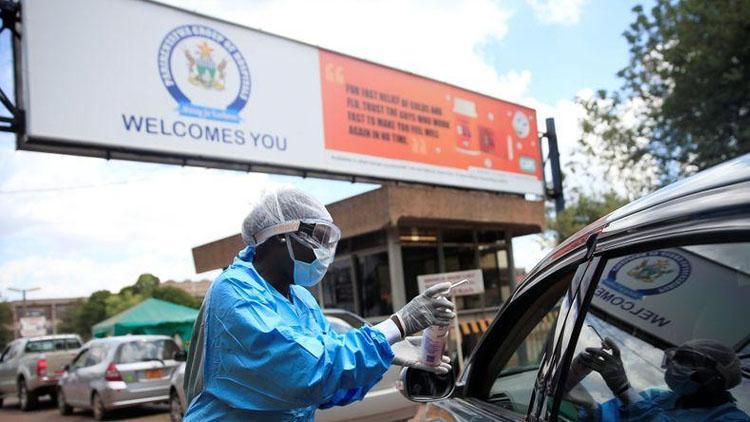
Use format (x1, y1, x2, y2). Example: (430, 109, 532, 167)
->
(184, 41, 228, 91)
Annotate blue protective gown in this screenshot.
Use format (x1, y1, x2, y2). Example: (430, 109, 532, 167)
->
(184, 246, 394, 421)
(593, 388, 750, 421)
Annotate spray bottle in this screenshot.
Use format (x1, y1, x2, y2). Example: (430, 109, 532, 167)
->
(421, 279, 468, 367)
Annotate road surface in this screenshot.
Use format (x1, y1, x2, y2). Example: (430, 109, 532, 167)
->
(0, 395, 170, 421)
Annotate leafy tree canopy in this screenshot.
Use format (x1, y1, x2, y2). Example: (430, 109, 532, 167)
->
(578, 0, 750, 194)
(58, 274, 200, 339)
(0, 301, 14, 349)
(547, 191, 629, 242)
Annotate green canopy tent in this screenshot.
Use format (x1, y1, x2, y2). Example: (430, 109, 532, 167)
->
(92, 298, 198, 341)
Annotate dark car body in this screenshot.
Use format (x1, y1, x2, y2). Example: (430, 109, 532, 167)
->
(401, 154, 750, 421)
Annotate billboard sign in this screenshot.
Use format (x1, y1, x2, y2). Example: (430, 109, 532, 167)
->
(19, 316, 48, 338)
(417, 269, 485, 297)
(16, 0, 543, 194)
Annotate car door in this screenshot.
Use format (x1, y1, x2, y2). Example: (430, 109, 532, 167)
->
(76, 343, 107, 403)
(65, 348, 91, 406)
(549, 240, 750, 421)
(0, 342, 17, 393)
(421, 255, 596, 421)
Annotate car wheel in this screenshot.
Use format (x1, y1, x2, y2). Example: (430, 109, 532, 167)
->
(170, 389, 184, 422)
(18, 379, 38, 411)
(92, 392, 107, 421)
(58, 389, 73, 416)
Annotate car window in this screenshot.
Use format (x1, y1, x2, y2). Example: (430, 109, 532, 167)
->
(85, 344, 107, 367)
(0, 345, 10, 362)
(7, 343, 22, 360)
(482, 269, 575, 416)
(117, 340, 180, 363)
(66, 338, 82, 349)
(71, 349, 90, 369)
(26, 338, 82, 352)
(561, 242, 750, 421)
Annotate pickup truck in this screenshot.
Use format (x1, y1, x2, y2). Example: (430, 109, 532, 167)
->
(0, 334, 82, 410)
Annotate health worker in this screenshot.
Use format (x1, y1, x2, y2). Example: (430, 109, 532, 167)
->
(183, 186, 456, 421)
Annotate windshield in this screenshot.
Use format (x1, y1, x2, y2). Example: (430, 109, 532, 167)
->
(116, 339, 180, 364)
(25, 338, 81, 353)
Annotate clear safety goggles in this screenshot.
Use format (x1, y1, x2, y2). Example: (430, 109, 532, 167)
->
(661, 347, 717, 369)
(252, 218, 341, 250)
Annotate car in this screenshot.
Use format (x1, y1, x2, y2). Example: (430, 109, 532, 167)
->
(57, 334, 182, 420)
(399, 154, 750, 421)
(0, 334, 82, 410)
(167, 309, 418, 422)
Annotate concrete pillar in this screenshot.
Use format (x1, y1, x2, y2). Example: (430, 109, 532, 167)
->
(505, 229, 516, 291)
(386, 227, 406, 311)
(51, 304, 57, 334)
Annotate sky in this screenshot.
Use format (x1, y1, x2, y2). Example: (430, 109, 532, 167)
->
(0, 0, 645, 300)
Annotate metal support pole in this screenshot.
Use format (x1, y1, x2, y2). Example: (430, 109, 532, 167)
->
(543, 118, 565, 214)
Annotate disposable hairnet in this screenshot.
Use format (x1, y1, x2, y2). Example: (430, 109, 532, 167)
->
(241, 186, 332, 246)
(680, 339, 741, 389)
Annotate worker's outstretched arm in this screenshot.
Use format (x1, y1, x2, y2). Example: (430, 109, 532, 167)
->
(209, 281, 393, 411)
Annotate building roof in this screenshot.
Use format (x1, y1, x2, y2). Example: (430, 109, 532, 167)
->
(327, 184, 543, 239)
(191, 184, 544, 273)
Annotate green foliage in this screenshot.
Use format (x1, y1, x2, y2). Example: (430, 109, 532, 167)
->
(152, 286, 200, 309)
(57, 291, 111, 340)
(133, 273, 160, 296)
(547, 191, 629, 242)
(105, 290, 144, 317)
(59, 273, 201, 338)
(578, 0, 750, 192)
(0, 301, 14, 349)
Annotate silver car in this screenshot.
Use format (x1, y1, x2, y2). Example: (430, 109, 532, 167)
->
(57, 335, 181, 420)
(167, 310, 417, 422)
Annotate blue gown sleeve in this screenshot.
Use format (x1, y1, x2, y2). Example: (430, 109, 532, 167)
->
(211, 283, 394, 411)
(317, 321, 382, 409)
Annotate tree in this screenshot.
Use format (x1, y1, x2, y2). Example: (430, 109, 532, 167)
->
(578, 0, 750, 192)
(547, 191, 629, 242)
(153, 286, 200, 309)
(105, 290, 144, 317)
(0, 301, 14, 349)
(57, 291, 112, 340)
(132, 273, 160, 296)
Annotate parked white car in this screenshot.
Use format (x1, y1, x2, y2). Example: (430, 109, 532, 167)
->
(168, 309, 418, 422)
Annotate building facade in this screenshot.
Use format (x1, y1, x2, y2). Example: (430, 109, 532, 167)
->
(7, 297, 85, 338)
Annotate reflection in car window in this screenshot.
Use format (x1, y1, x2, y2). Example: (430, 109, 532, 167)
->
(486, 270, 573, 415)
(562, 243, 750, 421)
(117, 340, 180, 364)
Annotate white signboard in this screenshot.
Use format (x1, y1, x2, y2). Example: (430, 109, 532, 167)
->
(418, 269, 485, 297)
(19, 316, 48, 338)
(16, 0, 544, 195)
(591, 247, 749, 347)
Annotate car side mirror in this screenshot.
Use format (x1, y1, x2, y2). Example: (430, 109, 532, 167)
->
(174, 350, 188, 362)
(398, 367, 455, 402)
